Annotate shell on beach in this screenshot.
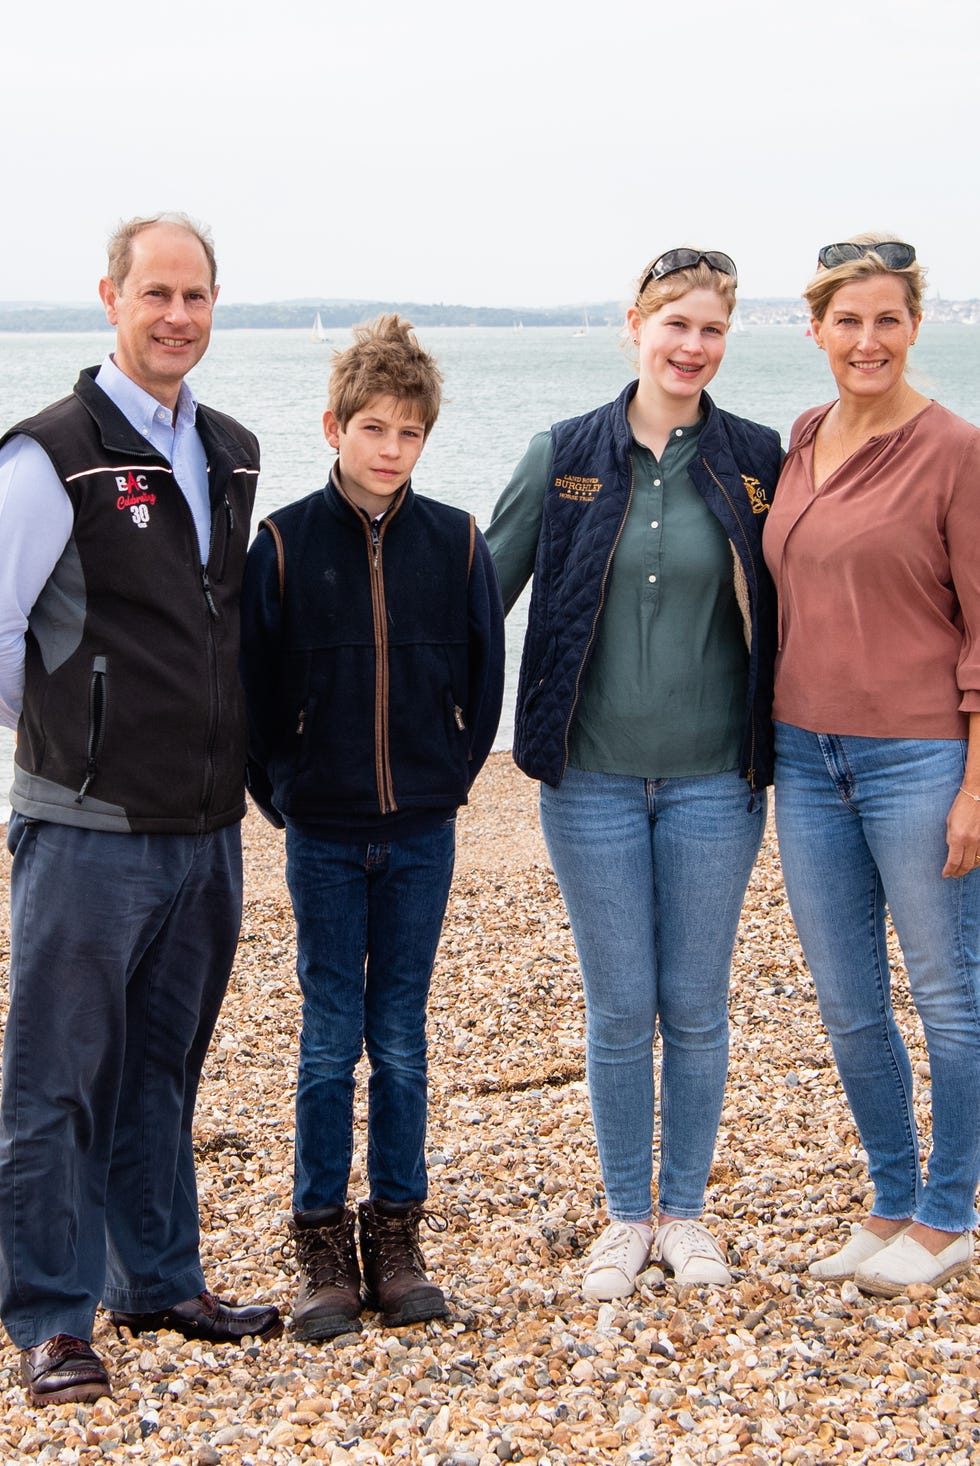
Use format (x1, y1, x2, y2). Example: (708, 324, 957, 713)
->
(1, 752, 978, 1465)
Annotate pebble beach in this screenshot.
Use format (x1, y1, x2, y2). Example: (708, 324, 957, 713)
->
(1, 752, 979, 1465)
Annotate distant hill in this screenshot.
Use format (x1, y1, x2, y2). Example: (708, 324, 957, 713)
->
(0, 299, 623, 332)
(0, 296, 976, 332)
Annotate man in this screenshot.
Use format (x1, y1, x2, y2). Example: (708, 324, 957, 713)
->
(0, 213, 280, 1407)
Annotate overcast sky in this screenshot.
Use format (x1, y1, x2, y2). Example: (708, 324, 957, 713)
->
(4, 0, 977, 309)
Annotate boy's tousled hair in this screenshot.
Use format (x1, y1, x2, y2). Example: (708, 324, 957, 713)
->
(329, 314, 443, 434)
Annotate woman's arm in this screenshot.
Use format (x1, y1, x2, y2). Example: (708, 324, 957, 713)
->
(485, 431, 553, 613)
(943, 430, 980, 877)
(943, 712, 980, 878)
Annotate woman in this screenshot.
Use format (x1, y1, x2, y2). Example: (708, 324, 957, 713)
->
(487, 250, 781, 1300)
(764, 234, 980, 1296)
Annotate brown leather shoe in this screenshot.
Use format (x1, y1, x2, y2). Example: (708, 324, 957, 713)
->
(108, 1290, 282, 1343)
(290, 1206, 363, 1340)
(21, 1335, 111, 1405)
(358, 1200, 450, 1327)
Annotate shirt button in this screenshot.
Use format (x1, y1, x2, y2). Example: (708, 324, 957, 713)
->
(651, 520, 659, 529)
(674, 428, 683, 437)
(648, 575, 657, 584)
(653, 478, 661, 487)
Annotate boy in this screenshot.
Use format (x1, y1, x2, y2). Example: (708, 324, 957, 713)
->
(241, 316, 504, 1339)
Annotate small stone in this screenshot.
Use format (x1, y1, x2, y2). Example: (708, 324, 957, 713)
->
(212, 1425, 247, 1446)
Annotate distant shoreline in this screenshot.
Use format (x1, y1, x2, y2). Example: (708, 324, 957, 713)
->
(2, 298, 979, 333)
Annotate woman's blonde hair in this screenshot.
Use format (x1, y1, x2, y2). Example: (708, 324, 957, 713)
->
(633, 253, 737, 321)
(804, 231, 927, 322)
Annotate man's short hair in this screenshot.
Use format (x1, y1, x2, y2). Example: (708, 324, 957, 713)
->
(106, 212, 218, 293)
(329, 315, 443, 435)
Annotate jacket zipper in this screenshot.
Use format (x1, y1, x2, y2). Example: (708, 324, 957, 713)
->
(368, 517, 397, 812)
(701, 456, 760, 792)
(76, 655, 108, 802)
(560, 463, 635, 781)
(198, 479, 227, 827)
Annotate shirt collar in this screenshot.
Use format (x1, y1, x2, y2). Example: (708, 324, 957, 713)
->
(95, 353, 199, 438)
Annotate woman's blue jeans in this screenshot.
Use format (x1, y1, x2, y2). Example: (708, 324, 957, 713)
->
(539, 765, 765, 1222)
(774, 723, 980, 1232)
(284, 819, 456, 1213)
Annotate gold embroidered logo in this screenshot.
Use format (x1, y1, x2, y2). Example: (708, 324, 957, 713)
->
(742, 474, 769, 514)
(555, 474, 601, 503)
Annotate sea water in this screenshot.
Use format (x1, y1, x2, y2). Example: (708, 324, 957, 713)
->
(2, 322, 980, 820)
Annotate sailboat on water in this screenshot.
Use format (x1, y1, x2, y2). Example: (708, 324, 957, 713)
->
(312, 312, 330, 343)
(572, 311, 590, 338)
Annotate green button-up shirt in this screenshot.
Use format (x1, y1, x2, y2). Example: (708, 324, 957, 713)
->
(488, 419, 748, 777)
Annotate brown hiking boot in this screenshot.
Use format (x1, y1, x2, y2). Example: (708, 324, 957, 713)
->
(289, 1206, 362, 1340)
(358, 1200, 450, 1327)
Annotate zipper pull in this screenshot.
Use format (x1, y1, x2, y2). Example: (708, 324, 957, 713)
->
(201, 568, 219, 619)
(453, 705, 466, 731)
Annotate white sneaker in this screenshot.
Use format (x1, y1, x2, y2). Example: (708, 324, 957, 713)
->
(582, 1222, 652, 1301)
(652, 1219, 731, 1286)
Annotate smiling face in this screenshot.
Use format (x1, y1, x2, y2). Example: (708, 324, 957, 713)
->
(324, 394, 428, 517)
(812, 276, 921, 403)
(98, 222, 217, 410)
(627, 288, 730, 417)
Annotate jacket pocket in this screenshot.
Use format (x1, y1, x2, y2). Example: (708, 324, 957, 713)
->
(76, 655, 108, 802)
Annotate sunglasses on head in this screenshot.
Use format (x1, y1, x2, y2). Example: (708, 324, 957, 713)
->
(817, 241, 916, 270)
(638, 249, 738, 295)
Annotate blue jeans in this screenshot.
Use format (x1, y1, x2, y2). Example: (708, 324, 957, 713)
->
(0, 816, 242, 1349)
(774, 723, 980, 1232)
(285, 820, 456, 1212)
(539, 765, 765, 1221)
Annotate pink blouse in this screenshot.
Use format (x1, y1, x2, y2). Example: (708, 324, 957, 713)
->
(763, 400, 980, 739)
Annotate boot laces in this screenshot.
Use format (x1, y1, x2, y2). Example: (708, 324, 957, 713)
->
(291, 1221, 356, 1289)
(368, 1207, 446, 1283)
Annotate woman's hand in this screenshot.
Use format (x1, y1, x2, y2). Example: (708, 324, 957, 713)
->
(946, 715, 980, 878)
(943, 787, 980, 878)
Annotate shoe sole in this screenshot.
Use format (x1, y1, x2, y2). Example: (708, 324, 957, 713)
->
(856, 1259, 971, 1298)
(363, 1293, 450, 1327)
(248, 1319, 285, 1342)
(291, 1315, 363, 1341)
(582, 1281, 636, 1300)
(111, 1315, 284, 1343)
(667, 1270, 731, 1287)
(23, 1379, 111, 1405)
